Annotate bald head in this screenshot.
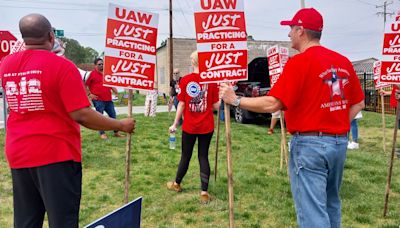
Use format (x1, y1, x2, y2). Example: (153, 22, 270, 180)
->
(19, 14, 53, 45)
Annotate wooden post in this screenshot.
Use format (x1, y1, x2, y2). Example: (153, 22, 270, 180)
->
(2, 95, 6, 132)
(124, 89, 134, 204)
(383, 103, 400, 216)
(224, 103, 235, 228)
(381, 94, 387, 153)
(169, 0, 174, 82)
(214, 101, 222, 181)
(280, 112, 289, 170)
(280, 136, 284, 170)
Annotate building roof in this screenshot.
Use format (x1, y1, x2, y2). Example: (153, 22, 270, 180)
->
(352, 57, 378, 74)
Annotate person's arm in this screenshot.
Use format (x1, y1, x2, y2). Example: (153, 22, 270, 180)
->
(379, 89, 391, 96)
(112, 87, 118, 95)
(169, 101, 185, 132)
(219, 83, 283, 113)
(212, 100, 221, 110)
(69, 107, 135, 133)
(86, 87, 98, 100)
(349, 100, 365, 121)
(85, 76, 98, 100)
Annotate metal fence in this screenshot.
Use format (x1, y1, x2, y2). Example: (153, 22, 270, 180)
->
(358, 72, 395, 115)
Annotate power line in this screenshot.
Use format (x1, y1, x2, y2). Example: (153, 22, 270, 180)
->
(183, 0, 194, 11)
(355, 0, 379, 7)
(1, 0, 104, 7)
(176, 0, 193, 30)
(0, 3, 168, 12)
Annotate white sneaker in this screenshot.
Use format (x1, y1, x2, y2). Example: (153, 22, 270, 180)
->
(347, 142, 359, 150)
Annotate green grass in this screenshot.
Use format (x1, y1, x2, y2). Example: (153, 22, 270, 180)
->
(1, 111, 400, 227)
(114, 91, 169, 107)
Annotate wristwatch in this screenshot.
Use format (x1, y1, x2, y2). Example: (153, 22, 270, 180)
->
(232, 96, 241, 107)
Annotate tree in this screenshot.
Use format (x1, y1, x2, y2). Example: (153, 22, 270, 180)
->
(59, 37, 99, 64)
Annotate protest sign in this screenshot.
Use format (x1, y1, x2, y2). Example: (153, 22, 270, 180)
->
(194, 0, 247, 83)
(104, 3, 158, 91)
(373, 61, 390, 88)
(85, 197, 142, 228)
(267, 45, 288, 88)
(380, 10, 400, 84)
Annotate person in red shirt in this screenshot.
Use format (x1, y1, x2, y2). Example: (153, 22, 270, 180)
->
(85, 58, 122, 140)
(167, 51, 220, 203)
(220, 8, 364, 227)
(0, 14, 135, 228)
(380, 85, 399, 108)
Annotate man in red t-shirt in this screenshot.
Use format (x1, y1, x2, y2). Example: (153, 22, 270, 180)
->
(85, 58, 122, 140)
(0, 14, 135, 228)
(220, 8, 364, 227)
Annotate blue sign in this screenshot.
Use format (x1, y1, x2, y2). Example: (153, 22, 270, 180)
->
(85, 197, 142, 228)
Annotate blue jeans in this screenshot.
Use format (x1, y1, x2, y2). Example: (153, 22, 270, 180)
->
(92, 100, 117, 135)
(173, 96, 179, 110)
(350, 119, 358, 142)
(289, 135, 347, 228)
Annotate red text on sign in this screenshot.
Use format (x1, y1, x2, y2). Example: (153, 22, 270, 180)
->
(391, 23, 400, 32)
(211, 43, 235, 50)
(115, 7, 153, 24)
(119, 51, 143, 60)
(200, 0, 237, 10)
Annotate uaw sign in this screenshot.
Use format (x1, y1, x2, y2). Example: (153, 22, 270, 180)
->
(104, 3, 159, 91)
(267, 45, 288, 88)
(194, 0, 248, 83)
(380, 10, 400, 83)
(373, 61, 390, 89)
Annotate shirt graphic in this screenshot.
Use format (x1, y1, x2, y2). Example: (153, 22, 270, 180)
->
(321, 66, 350, 112)
(187, 81, 208, 113)
(4, 70, 44, 114)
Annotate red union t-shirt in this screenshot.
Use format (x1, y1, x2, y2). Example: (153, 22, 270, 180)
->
(268, 46, 364, 134)
(177, 73, 219, 134)
(390, 86, 398, 108)
(85, 69, 112, 101)
(0, 49, 90, 169)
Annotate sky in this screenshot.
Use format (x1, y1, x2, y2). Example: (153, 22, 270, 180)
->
(0, 0, 399, 61)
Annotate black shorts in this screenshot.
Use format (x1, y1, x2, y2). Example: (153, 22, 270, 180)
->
(11, 161, 82, 228)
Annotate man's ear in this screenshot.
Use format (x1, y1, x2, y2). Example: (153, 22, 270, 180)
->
(49, 31, 55, 47)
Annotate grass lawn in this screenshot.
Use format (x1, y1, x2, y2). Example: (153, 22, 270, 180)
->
(114, 92, 169, 107)
(0, 111, 400, 227)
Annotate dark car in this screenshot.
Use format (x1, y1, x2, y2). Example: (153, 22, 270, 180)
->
(232, 57, 271, 123)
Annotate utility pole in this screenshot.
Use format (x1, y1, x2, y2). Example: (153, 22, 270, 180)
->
(377, 1, 394, 29)
(169, 0, 174, 82)
(300, 0, 305, 8)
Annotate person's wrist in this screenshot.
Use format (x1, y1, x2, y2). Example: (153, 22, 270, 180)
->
(231, 95, 241, 107)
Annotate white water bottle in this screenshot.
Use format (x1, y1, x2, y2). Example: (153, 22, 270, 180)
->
(169, 131, 176, 150)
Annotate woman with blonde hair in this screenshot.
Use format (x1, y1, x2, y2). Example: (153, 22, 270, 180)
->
(167, 51, 220, 203)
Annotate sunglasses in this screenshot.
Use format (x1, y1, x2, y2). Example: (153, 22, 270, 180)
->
(97, 63, 103, 66)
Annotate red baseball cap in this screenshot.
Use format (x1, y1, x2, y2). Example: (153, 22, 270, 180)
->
(280, 8, 323, 32)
